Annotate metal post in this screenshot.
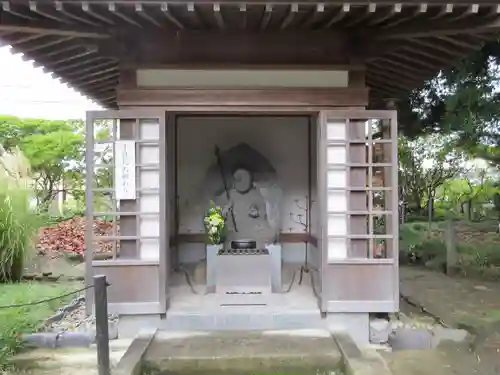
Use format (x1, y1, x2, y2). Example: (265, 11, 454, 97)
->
(94, 275, 110, 375)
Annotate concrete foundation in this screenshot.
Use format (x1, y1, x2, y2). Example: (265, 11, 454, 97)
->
(327, 312, 370, 347)
(117, 265, 372, 348)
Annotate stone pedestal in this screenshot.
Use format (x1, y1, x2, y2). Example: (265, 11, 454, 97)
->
(206, 244, 223, 293)
(266, 243, 282, 292)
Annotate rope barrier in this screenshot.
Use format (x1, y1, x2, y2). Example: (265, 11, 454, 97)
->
(0, 282, 110, 309)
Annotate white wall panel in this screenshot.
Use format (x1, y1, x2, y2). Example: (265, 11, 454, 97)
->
(326, 120, 348, 261)
(138, 119, 160, 261)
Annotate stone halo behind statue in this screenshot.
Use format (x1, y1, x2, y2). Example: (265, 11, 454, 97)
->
(202, 143, 283, 247)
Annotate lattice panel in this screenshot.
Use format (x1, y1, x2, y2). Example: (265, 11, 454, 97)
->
(86, 113, 163, 261)
(323, 111, 397, 261)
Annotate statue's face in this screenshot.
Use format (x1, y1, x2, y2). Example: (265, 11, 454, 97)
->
(233, 168, 253, 194)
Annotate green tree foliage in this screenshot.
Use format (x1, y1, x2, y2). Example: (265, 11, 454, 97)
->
(0, 115, 84, 208)
(399, 134, 464, 214)
(397, 38, 500, 167)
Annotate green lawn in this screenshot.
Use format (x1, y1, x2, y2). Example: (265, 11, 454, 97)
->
(0, 282, 78, 368)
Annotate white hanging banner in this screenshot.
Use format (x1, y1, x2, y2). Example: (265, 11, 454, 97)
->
(114, 140, 136, 200)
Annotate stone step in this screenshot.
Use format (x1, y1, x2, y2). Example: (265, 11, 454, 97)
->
(162, 308, 326, 331)
(144, 330, 344, 375)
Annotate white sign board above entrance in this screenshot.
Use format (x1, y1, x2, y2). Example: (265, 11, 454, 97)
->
(136, 69, 349, 88)
(115, 141, 136, 200)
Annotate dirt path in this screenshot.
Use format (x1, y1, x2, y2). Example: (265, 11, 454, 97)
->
(390, 266, 500, 375)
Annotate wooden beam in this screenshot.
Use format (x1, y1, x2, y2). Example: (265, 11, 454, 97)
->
(54, 55, 106, 73)
(134, 3, 162, 28)
(32, 47, 98, 68)
(389, 51, 438, 71)
(345, 3, 377, 28)
(1, 1, 37, 21)
(54, 1, 100, 27)
(75, 72, 120, 87)
(28, 1, 71, 24)
(98, 30, 351, 67)
(108, 2, 142, 27)
(239, 3, 247, 30)
(160, 3, 184, 29)
(302, 3, 324, 29)
(27, 41, 83, 59)
(213, 3, 225, 30)
(438, 35, 479, 49)
(367, 3, 402, 26)
(447, 3, 479, 22)
(71, 66, 120, 83)
(323, 3, 350, 29)
(281, 3, 298, 30)
(117, 87, 369, 107)
(370, 61, 421, 81)
(65, 59, 117, 77)
(407, 36, 465, 56)
(81, 2, 115, 25)
(72, 72, 119, 89)
(382, 4, 427, 29)
(374, 57, 423, 76)
(372, 15, 500, 40)
(3, 32, 45, 46)
(0, 13, 110, 38)
(260, 4, 273, 30)
(21, 35, 74, 53)
(428, 3, 454, 20)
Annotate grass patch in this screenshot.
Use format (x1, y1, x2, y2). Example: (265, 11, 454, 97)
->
(0, 282, 78, 369)
(400, 220, 500, 280)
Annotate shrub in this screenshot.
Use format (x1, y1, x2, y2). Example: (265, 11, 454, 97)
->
(0, 283, 73, 368)
(0, 147, 40, 282)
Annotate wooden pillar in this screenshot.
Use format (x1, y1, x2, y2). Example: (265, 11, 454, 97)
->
(382, 99, 397, 258)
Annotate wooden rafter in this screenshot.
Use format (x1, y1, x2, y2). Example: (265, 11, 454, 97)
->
(4, 32, 45, 46)
(22, 35, 74, 53)
(381, 4, 427, 29)
(240, 4, 247, 30)
(160, 2, 184, 29)
(1, 1, 37, 21)
(302, 3, 324, 28)
(81, 2, 114, 25)
(33, 47, 97, 68)
(213, 3, 225, 30)
(323, 3, 349, 29)
(280, 3, 298, 30)
(28, 1, 72, 24)
(54, 1, 100, 26)
(65, 59, 116, 77)
(259, 4, 272, 30)
(134, 3, 162, 27)
(344, 3, 376, 28)
(372, 13, 500, 40)
(428, 3, 454, 21)
(108, 2, 142, 28)
(367, 3, 402, 26)
(0, 23, 110, 38)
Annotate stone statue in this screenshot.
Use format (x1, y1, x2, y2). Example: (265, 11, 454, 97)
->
(214, 168, 276, 247)
(202, 143, 283, 248)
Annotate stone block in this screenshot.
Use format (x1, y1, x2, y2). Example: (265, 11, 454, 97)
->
(56, 332, 93, 347)
(431, 327, 469, 348)
(388, 328, 433, 351)
(370, 318, 391, 344)
(22, 333, 58, 348)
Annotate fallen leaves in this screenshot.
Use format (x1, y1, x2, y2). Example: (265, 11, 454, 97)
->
(36, 216, 116, 257)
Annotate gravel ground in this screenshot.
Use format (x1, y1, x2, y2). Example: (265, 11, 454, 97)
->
(43, 297, 118, 335)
